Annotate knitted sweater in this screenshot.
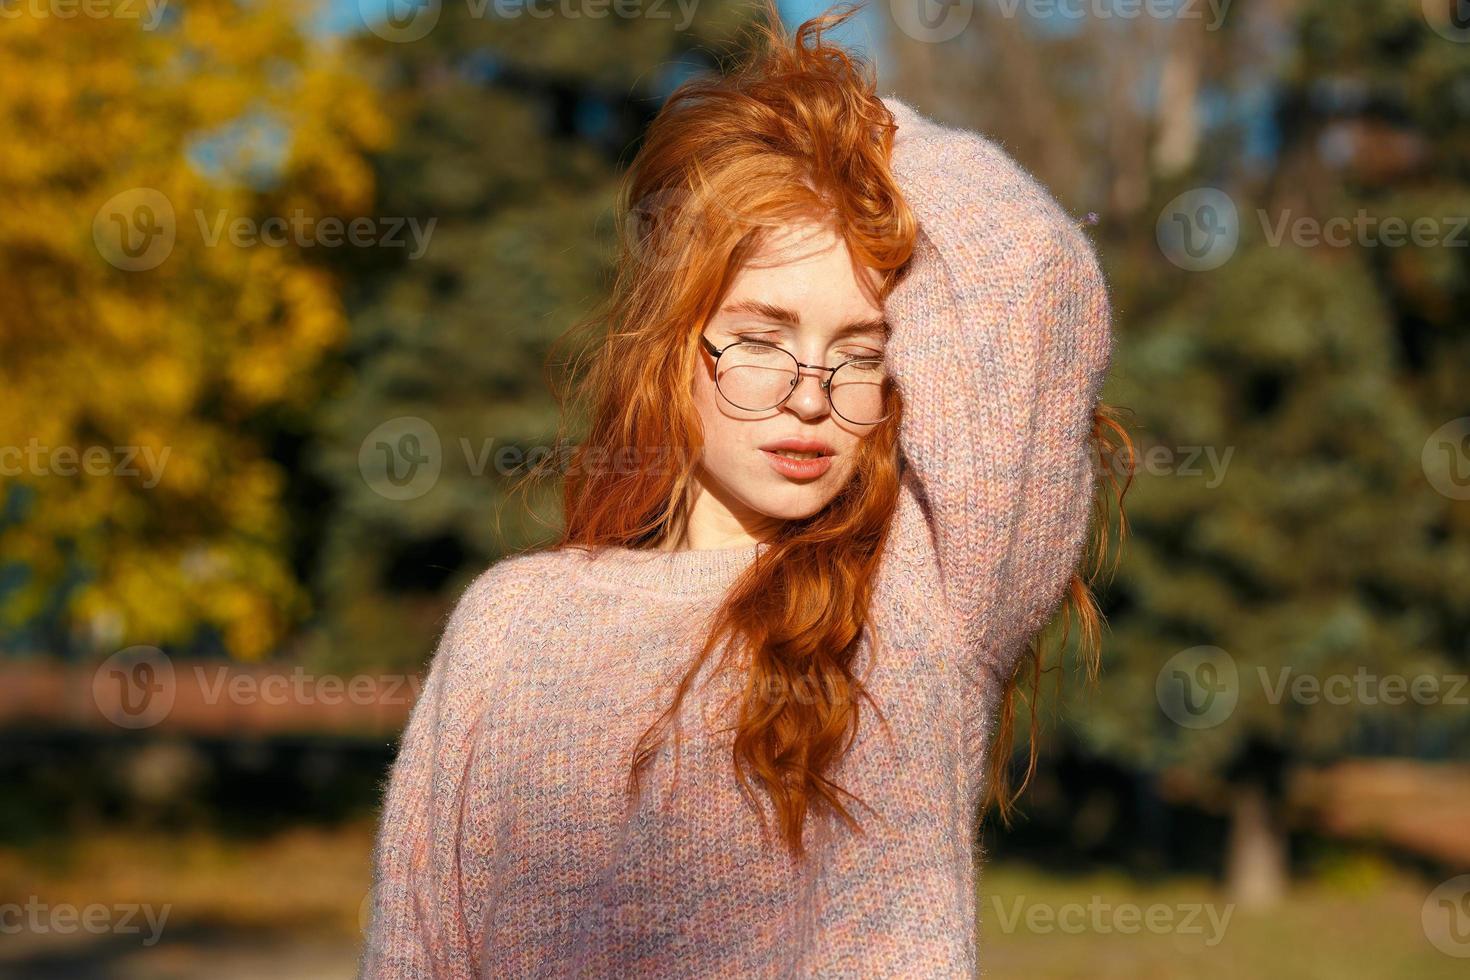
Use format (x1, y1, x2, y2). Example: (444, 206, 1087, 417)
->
(359, 96, 1113, 979)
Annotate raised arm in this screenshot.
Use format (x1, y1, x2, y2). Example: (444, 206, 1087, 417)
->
(879, 96, 1113, 685)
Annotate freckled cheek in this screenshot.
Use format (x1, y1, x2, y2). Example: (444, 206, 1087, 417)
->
(692, 390, 760, 472)
(828, 449, 859, 483)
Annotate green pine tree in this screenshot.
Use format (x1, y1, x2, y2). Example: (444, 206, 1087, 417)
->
(306, 3, 765, 670)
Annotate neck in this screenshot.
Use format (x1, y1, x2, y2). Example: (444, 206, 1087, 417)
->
(657, 474, 782, 551)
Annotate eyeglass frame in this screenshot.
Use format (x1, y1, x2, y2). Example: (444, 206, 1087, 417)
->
(698, 333, 895, 425)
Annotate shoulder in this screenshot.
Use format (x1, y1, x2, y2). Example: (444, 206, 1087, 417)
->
(453, 547, 573, 616)
(416, 548, 578, 699)
(437, 547, 575, 650)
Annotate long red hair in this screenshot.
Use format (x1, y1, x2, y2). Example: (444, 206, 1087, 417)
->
(520, 0, 1133, 862)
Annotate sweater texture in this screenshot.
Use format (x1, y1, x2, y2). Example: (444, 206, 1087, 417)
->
(359, 95, 1114, 979)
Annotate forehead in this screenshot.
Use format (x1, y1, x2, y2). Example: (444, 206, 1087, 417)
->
(720, 223, 885, 324)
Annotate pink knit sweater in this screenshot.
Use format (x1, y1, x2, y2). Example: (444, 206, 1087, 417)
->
(359, 96, 1113, 978)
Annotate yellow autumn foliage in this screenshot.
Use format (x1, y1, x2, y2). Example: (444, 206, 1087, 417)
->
(0, 2, 390, 660)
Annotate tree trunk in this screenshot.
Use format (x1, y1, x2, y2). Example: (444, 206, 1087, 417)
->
(1153, 19, 1203, 178)
(1225, 780, 1289, 908)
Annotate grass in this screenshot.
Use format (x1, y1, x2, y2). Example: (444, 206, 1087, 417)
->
(981, 861, 1465, 979)
(0, 825, 1463, 977)
(0, 823, 377, 940)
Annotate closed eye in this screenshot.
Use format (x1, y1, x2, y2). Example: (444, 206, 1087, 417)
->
(733, 333, 883, 361)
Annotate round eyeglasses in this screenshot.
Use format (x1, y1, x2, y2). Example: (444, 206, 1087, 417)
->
(699, 334, 894, 425)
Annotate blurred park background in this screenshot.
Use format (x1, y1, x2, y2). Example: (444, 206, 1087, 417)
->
(3, 0, 1469, 975)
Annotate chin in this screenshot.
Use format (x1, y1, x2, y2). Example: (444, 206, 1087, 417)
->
(748, 485, 841, 522)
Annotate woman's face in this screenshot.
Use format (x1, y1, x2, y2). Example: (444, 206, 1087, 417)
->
(685, 220, 888, 546)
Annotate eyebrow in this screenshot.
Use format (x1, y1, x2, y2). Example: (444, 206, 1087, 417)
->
(718, 299, 889, 338)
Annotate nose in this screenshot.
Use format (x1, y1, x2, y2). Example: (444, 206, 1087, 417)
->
(783, 366, 829, 420)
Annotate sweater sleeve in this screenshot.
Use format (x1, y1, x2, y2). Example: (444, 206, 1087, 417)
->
(358, 569, 510, 980)
(781, 155, 1113, 977)
(880, 105, 1114, 686)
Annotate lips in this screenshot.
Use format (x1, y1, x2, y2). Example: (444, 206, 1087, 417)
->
(759, 437, 835, 480)
(759, 437, 836, 460)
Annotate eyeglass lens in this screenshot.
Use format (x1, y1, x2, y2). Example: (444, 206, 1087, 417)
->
(715, 342, 890, 424)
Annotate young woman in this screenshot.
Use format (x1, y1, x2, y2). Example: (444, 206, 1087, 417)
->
(360, 3, 1126, 976)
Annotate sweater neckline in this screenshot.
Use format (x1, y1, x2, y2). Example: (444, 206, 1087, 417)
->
(568, 539, 767, 597)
